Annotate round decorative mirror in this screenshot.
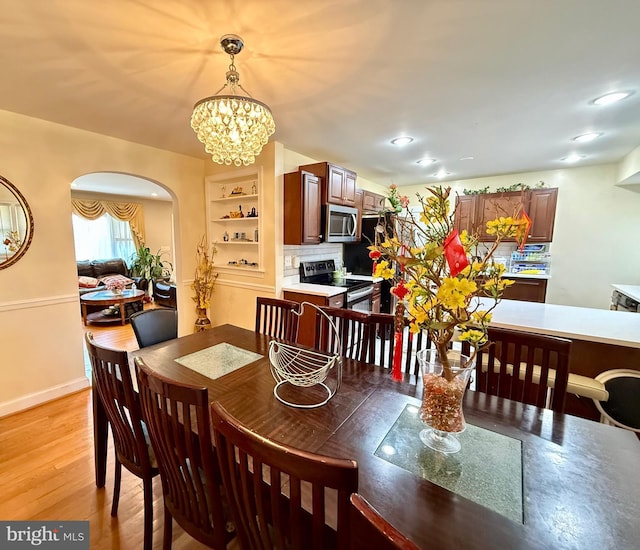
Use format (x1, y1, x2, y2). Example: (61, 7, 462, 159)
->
(0, 175, 34, 269)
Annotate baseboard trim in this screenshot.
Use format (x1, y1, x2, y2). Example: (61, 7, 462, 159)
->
(0, 376, 91, 418)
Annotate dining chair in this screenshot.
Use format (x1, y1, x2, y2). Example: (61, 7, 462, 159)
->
(130, 307, 178, 348)
(210, 401, 359, 550)
(371, 316, 433, 375)
(349, 493, 420, 550)
(255, 296, 301, 340)
(592, 369, 640, 432)
(85, 332, 159, 550)
(315, 307, 371, 361)
(466, 326, 571, 412)
(135, 358, 236, 550)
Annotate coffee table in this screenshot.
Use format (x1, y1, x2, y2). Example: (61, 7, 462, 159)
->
(81, 289, 146, 326)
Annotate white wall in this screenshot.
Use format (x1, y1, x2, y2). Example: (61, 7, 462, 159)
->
(400, 164, 640, 309)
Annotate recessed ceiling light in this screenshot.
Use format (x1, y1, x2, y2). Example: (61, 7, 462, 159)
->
(459, 156, 474, 161)
(390, 136, 414, 146)
(151, 192, 158, 197)
(573, 132, 602, 143)
(70, 182, 77, 187)
(433, 169, 450, 179)
(561, 153, 586, 163)
(416, 157, 436, 165)
(592, 91, 633, 105)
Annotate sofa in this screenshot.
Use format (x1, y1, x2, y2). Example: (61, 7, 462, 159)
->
(77, 258, 148, 296)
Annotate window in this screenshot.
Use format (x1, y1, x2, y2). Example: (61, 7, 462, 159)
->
(72, 213, 136, 262)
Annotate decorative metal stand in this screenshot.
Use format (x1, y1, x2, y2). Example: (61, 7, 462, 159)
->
(268, 302, 342, 409)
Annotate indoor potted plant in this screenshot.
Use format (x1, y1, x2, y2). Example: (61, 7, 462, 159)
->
(129, 245, 172, 297)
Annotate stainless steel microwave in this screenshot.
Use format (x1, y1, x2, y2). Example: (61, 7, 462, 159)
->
(324, 204, 358, 242)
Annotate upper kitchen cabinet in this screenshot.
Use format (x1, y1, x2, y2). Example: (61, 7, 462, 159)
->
(476, 191, 525, 240)
(454, 188, 558, 242)
(362, 190, 385, 213)
(284, 170, 322, 245)
(526, 188, 558, 242)
(300, 162, 357, 206)
(454, 195, 477, 235)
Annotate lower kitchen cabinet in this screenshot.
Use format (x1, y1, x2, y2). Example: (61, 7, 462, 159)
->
(502, 277, 547, 303)
(283, 291, 345, 347)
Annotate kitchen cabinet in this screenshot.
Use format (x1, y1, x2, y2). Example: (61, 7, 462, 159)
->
(502, 277, 547, 303)
(284, 170, 322, 245)
(299, 162, 357, 206)
(526, 188, 557, 242)
(205, 169, 262, 273)
(362, 190, 385, 213)
(453, 188, 558, 242)
(454, 195, 477, 235)
(282, 290, 345, 347)
(476, 191, 525, 240)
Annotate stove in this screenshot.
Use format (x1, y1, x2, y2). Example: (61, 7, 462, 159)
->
(299, 260, 374, 312)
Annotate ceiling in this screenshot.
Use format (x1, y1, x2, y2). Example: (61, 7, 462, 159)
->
(3, 0, 640, 196)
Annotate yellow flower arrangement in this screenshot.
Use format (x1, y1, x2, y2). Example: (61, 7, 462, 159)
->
(191, 236, 219, 311)
(369, 185, 528, 380)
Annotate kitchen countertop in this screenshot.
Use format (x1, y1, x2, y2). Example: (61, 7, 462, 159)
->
(281, 282, 347, 298)
(478, 298, 640, 349)
(503, 272, 550, 279)
(611, 284, 640, 303)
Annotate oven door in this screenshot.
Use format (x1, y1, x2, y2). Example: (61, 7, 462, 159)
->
(347, 285, 374, 313)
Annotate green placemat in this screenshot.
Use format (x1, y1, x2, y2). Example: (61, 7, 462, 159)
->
(175, 343, 263, 380)
(375, 404, 523, 523)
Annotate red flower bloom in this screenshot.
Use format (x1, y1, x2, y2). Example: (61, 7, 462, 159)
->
(369, 250, 381, 260)
(391, 281, 410, 300)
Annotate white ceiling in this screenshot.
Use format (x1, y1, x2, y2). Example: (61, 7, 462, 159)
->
(3, 0, 640, 196)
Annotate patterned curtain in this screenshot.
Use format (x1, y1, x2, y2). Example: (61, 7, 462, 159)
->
(71, 199, 145, 250)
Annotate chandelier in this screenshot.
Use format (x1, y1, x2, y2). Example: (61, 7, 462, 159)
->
(191, 34, 275, 167)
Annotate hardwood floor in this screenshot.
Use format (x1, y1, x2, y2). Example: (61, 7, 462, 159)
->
(0, 316, 235, 549)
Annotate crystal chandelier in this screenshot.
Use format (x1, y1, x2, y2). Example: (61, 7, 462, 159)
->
(191, 34, 275, 167)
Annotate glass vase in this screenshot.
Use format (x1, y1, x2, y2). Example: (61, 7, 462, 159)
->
(417, 348, 473, 454)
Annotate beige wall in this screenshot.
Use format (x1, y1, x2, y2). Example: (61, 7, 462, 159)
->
(400, 164, 640, 310)
(0, 109, 205, 416)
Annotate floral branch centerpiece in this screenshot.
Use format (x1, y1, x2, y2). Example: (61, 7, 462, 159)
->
(369, 185, 528, 452)
(191, 236, 219, 332)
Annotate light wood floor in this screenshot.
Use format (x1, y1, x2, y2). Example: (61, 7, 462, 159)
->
(0, 318, 234, 549)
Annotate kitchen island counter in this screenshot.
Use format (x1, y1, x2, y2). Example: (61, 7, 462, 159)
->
(281, 282, 347, 298)
(481, 298, 640, 349)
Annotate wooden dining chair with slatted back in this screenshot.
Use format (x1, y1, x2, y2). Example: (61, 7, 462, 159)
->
(315, 307, 371, 361)
(134, 358, 236, 550)
(469, 326, 572, 412)
(255, 297, 301, 340)
(130, 307, 178, 348)
(210, 401, 359, 550)
(362, 312, 395, 368)
(372, 316, 433, 376)
(85, 333, 159, 550)
(349, 493, 420, 550)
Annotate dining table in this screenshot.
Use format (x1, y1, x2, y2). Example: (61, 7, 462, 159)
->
(92, 324, 640, 549)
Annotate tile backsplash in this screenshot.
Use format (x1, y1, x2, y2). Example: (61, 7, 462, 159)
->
(283, 243, 343, 279)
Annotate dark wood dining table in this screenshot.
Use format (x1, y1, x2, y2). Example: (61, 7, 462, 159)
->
(92, 324, 640, 549)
